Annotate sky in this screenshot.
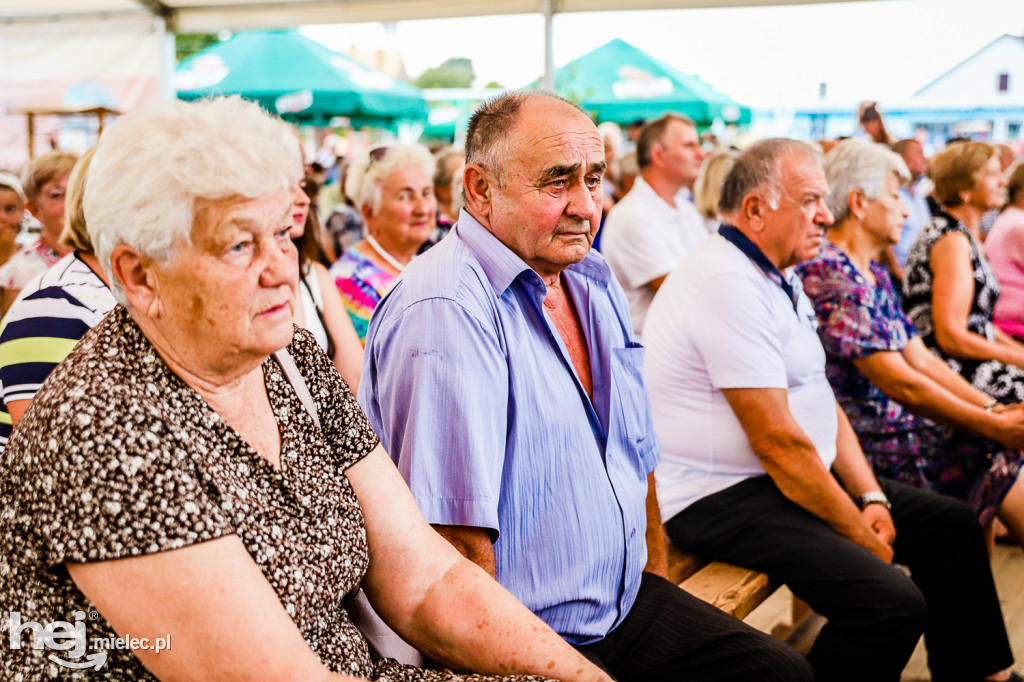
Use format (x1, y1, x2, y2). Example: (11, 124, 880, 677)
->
(302, 0, 1024, 111)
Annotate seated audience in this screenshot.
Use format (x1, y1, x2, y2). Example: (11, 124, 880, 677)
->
(796, 139, 1024, 545)
(430, 147, 464, 248)
(0, 96, 607, 682)
(0, 171, 26, 267)
(330, 145, 435, 344)
(290, 178, 363, 392)
(602, 113, 708, 339)
(858, 101, 891, 145)
(888, 138, 933, 279)
(616, 150, 639, 198)
(0, 147, 117, 452)
(360, 91, 812, 682)
(0, 151, 77, 315)
(903, 142, 1024, 402)
(644, 137, 1018, 682)
(981, 145, 1018, 241)
(986, 163, 1024, 339)
(693, 150, 737, 235)
(322, 160, 365, 261)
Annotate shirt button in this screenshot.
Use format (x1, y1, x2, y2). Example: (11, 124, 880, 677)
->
(630, 529, 636, 538)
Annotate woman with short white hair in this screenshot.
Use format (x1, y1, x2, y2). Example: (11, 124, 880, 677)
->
(797, 138, 1024, 548)
(330, 144, 436, 343)
(0, 96, 607, 682)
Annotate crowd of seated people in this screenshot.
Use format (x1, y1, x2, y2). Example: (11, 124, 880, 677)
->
(2, 90, 1024, 682)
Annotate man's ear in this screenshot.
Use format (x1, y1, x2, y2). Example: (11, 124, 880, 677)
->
(741, 193, 767, 231)
(648, 142, 665, 170)
(110, 245, 161, 318)
(463, 164, 493, 223)
(848, 188, 868, 220)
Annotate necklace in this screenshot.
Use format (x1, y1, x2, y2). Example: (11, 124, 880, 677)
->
(365, 233, 409, 273)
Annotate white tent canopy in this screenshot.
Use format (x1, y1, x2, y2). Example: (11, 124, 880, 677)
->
(2, 0, 878, 91)
(2, 0, 873, 32)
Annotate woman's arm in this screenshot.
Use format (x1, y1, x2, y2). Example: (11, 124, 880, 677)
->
(994, 326, 1024, 352)
(67, 536, 358, 682)
(855, 344, 1024, 450)
(312, 261, 363, 394)
(0, 287, 19, 316)
(901, 337, 995, 405)
(348, 446, 610, 682)
(930, 232, 1024, 367)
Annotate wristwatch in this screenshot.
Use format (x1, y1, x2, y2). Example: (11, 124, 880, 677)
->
(856, 491, 892, 511)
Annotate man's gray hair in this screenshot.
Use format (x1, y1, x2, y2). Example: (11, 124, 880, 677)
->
(464, 90, 581, 186)
(718, 138, 819, 217)
(86, 96, 302, 305)
(823, 139, 910, 225)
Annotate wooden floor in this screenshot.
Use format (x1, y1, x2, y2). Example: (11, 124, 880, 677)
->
(743, 543, 1024, 680)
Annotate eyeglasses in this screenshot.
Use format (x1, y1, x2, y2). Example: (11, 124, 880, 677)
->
(368, 145, 390, 165)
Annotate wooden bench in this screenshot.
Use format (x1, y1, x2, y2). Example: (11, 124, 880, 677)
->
(667, 539, 777, 621)
(666, 538, 820, 648)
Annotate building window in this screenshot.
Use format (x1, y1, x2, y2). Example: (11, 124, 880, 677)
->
(999, 73, 1010, 92)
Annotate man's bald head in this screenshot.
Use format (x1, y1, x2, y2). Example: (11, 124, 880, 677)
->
(465, 91, 589, 187)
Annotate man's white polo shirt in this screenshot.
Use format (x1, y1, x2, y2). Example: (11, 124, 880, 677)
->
(602, 176, 708, 338)
(642, 233, 838, 521)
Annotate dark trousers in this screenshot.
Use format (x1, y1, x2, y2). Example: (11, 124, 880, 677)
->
(574, 572, 813, 681)
(665, 476, 1013, 682)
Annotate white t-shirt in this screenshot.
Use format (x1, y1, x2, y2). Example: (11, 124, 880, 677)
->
(643, 233, 838, 520)
(601, 176, 708, 338)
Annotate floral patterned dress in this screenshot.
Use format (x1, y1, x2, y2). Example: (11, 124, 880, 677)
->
(903, 212, 1024, 403)
(797, 243, 1021, 523)
(0, 306, 554, 682)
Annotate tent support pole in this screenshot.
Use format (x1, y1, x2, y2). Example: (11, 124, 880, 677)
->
(542, 0, 555, 91)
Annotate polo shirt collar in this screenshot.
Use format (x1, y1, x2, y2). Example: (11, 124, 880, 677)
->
(454, 208, 610, 295)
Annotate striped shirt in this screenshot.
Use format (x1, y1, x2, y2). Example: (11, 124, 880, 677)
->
(0, 253, 116, 451)
(360, 210, 659, 644)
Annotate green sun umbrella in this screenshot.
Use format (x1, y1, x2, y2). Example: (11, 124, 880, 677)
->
(175, 30, 427, 127)
(541, 38, 750, 127)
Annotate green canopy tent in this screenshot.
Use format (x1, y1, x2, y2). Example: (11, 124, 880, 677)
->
(175, 30, 427, 127)
(543, 38, 750, 127)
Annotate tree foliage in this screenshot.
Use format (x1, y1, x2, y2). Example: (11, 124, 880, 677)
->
(414, 58, 475, 89)
(176, 33, 220, 63)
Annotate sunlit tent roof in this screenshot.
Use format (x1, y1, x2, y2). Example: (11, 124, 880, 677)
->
(545, 38, 750, 126)
(175, 29, 426, 126)
(3, 1, 880, 33)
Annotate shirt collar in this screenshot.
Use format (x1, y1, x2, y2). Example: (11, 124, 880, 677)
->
(455, 208, 610, 295)
(719, 223, 800, 313)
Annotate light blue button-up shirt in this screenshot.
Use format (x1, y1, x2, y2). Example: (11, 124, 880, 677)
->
(359, 210, 659, 644)
(895, 179, 933, 267)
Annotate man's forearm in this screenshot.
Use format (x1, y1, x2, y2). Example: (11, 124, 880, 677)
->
(643, 473, 669, 579)
(432, 524, 497, 579)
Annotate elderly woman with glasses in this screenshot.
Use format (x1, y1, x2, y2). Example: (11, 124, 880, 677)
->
(796, 139, 1024, 545)
(901, 141, 1024, 404)
(330, 145, 436, 344)
(0, 96, 608, 682)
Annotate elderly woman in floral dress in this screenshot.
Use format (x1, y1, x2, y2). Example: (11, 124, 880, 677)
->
(0, 96, 607, 682)
(797, 139, 1024, 547)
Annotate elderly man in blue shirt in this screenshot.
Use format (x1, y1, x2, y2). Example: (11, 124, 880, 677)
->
(359, 91, 811, 681)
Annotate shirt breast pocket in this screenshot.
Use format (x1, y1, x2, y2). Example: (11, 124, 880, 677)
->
(611, 344, 659, 475)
